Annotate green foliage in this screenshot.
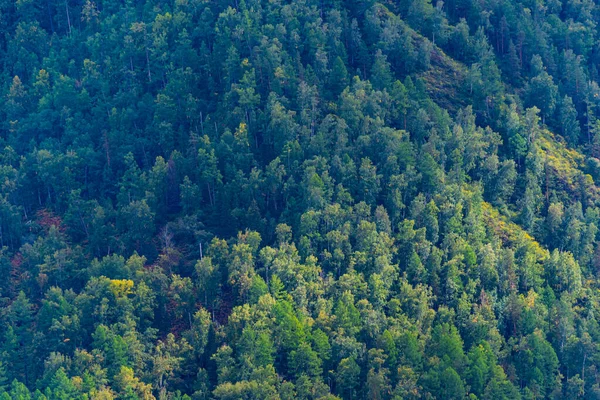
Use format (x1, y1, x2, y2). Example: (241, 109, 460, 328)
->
(0, 0, 599, 398)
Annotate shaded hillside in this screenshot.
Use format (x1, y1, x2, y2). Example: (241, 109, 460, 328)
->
(0, 0, 600, 399)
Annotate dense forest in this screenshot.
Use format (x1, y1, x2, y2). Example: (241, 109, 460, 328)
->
(3, 0, 600, 398)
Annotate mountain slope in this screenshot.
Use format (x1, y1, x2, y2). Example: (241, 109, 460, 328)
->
(0, 0, 600, 399)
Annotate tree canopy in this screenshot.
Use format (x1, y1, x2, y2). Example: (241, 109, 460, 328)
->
(1, 0, 600, 398)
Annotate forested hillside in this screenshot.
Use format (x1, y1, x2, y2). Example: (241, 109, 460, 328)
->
(2, 0, 600, 398)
